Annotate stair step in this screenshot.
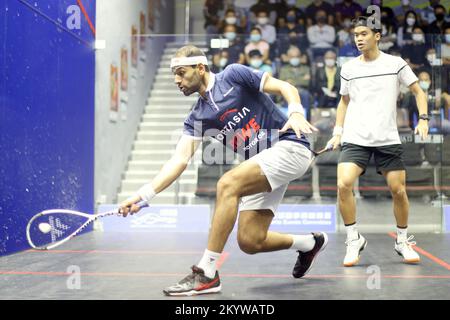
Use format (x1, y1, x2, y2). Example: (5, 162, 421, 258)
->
(124, 170, 196, 180)
(143, 113, 187, 121)
(136, 130, 184, 140)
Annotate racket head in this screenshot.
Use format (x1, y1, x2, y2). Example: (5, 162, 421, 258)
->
(26, 209, 95, 250)
(26, 201, 148, 250)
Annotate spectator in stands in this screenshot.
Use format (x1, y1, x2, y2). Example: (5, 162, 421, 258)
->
(222, 24, 246, 65)
(250, 0, 277, 25)
(203, 0, 224, 36)
(401, 27, 429, 71)
(211, 50, 230, 73)
(305, 0, 334, 27)
(338, 26, 360, 58)
(313, 50, 340, 108)
(307, 9, 336, 59)
(427, 5, 450, 37)
(379, 11, 398, 52)
(334, 0, 363, 27)
(397, 10, 421, 48)
(401, 70, 450, 134)
(278, 8, 308, 52)
(222, 9, 245, 34)
(337, 17, 354, 48)
(245, 27, 270, 64)
(420, 0, 440, 26)
(393, 0, 418, 26)
(247, 49, 273, 75)
(255, 10, 277, 44)
(223, 1, 248, 31)
(278, 46, 312, 115)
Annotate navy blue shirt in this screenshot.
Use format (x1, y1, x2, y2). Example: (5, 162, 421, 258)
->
(183, 64, 310, 160)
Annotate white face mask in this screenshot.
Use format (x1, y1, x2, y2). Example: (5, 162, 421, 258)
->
(343, 19, 352, 28)
(289, 57, 301, 66)
(325, 58, 336, 67)
(427, 54, 436, 64)
(412, 33, 424, 42)
(406, 17, 415, 26)
(419, 81, 430, 91)
(225, 17, 237, 25)
(257, 17, 269, 25)
(401, 0, 410, 5)
(219, 58, 228, 68)
(250, 59, 263, 68)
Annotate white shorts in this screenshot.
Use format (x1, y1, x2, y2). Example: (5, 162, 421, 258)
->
(239, 140, 314, 214)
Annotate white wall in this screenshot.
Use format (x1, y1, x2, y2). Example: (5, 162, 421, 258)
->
(95, 0, 173, 204)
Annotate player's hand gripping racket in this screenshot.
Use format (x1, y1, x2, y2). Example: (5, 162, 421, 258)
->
(26, 201, 148, 250)
(311, 144, 334, 157)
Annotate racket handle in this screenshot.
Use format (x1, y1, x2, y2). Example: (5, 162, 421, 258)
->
(136, 200, 149, 209)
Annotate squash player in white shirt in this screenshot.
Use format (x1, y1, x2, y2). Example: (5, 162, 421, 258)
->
(326, 16, 429, 267)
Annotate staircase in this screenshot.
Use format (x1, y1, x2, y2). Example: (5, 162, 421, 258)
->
(117, 41, 209, 204)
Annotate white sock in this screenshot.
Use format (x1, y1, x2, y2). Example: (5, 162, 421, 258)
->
(290, 234, 316, 252)
(197, 249, 221, 278)
(397, 226, 408, 243)
(345, 223, 359, 241)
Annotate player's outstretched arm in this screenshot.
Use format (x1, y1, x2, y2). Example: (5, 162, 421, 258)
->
(119, 135, 201, 216)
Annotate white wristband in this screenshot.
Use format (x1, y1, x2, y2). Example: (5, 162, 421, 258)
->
(136, 183, 156, 203)
(333, 126, 343, 136)
(288, 103, 305, 117)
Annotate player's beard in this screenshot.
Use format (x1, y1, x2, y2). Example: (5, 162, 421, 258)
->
(182, 73, 202, 96)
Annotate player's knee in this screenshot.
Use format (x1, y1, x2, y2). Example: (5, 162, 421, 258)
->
(237, 234, 262, 255)
(217, 173, 239, 196)
(337, 179, 353, 195)
(390, 185, 407, 199)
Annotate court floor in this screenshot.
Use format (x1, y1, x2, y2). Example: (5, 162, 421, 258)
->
(0, 232, 449, 300)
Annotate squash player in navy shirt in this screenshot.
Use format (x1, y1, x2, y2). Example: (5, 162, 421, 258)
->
(119, 45, 328, 296)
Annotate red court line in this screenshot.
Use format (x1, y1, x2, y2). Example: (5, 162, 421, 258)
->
(388, 232, 450, 271)
(25, 249, 203, 255)
(76, 0, 96, 36)
(1, 270, 449, 280)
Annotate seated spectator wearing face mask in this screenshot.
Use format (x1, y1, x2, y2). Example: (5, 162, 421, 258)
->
(222, 24, 246, 65)
(250, 0, 277, 25)
(313, 50, 340, 108)
(397, 10, 421, 47)
(427, 5, 450, 37)
(247, 49, 273, 75)
(401, 27, 429, 71)
(255, 10, 277, 45)
(221, 9, 245, 34)
(305, 0, 335, 27)
(245, 27, 270, 64)
(278, 8, 308, 53)
(393, 0, 419, 26)
(307, 9, 336, 59)
(401, 70, 450, 134)
(278, 46, 312, 116)
(211, 51, 230, 73)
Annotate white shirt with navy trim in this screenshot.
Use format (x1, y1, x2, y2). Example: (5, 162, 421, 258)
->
(339, 52, 418, 147)
(183, 64, 310, 159)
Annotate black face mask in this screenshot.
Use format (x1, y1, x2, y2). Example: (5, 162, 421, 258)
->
(317, 16, 327, 24)
(435, 13, 445, 21)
